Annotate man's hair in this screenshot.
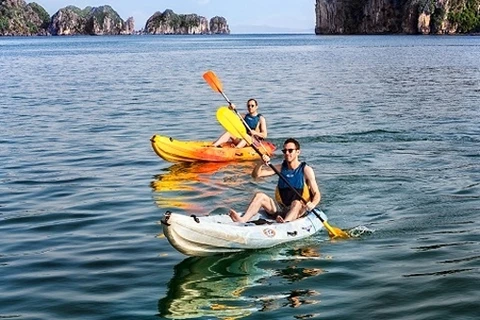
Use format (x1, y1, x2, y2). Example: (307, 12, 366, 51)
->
(283, 138, 300, 150)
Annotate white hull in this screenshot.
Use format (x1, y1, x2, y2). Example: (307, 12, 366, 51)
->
(161, 210, 327, 256)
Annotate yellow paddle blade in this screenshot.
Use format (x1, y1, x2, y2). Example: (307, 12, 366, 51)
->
(324, 221, 350, 239)
(312, 208, 350, 239)
(203, 70, 222, 93)
(216, 106, 253, 144)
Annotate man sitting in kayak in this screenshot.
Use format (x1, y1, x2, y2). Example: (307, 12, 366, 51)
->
(212, 98, 268, 148)
(229, 138, 321, 223)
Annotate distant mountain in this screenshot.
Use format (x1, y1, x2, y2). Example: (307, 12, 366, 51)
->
(49, 5, 134, 35)
(0, 2, 228, 36)
(144, 9, 229, 35)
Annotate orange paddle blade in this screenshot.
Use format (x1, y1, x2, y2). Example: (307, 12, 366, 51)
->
(203, 70, 223, 93)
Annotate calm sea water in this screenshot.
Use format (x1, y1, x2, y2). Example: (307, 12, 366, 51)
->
(1, 34, 479, 320)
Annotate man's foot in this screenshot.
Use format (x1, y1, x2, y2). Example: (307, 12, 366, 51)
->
(276, 215, 286, 223)
(229, 209, 243, 222)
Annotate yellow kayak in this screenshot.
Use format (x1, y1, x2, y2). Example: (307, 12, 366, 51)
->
(150, 134, 276, 163)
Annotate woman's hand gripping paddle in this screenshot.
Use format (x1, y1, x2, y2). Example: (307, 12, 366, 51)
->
(216, 106, 349, 239)
(203, 70, 271, 155)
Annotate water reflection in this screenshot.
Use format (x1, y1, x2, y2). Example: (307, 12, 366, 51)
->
(150, 162, 253, 214)
(158, 245, 327, 319)
(151, 162, 229, 191)
(258, 289, 320, 313)
(158, 252, 272, 319)
(277, 247, 324, 282)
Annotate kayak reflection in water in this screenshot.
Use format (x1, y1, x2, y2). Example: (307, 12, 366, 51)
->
(157, 251, 274, 319)
(229, 138, 321, 223)
(158, 246, 325, 319)
(151, 162, 254, 214)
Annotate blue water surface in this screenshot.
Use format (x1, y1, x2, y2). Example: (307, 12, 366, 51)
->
(1, 34, 479, 319)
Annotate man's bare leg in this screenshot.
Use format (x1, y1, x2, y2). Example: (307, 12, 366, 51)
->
(235, 139, 247, 148)
(229, 209, 243, 222)
(278, 200, 305, 223)
(229, 192, 277, 222)
(212, 132, 232, 147)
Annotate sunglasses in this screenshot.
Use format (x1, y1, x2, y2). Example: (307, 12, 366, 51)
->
(247, 104, 256, 108)
(281, 148, 297, 154)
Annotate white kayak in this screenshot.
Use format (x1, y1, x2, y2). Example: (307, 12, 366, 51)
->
(161, 210, 328, 256)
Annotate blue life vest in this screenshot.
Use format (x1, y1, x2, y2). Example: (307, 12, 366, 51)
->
(244, 113, 262, 131)
(275, 161, 311, 206)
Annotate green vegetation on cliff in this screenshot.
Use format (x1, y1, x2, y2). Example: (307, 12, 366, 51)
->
(90, 5, 121, 26)
(64, 5, 91, 17)
(29, 2, 49, 28)
(0, 16, 7, 32)
(150, 9, 202, 30)
(448, 0, 480, 33)
(0, 0, 49, 35)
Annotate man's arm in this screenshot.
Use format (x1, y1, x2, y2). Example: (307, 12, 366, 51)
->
(257, 116, 267, 139)
(304, 165, 321, 210)
(250, 116, 267, 139)
(252, 161, 278, 178)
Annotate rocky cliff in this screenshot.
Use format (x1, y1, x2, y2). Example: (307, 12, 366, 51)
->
(0, 0, 49, 35)
(1, 1, 134, 35)
(315, 0, 480, 34)
(210, 16, 230, 34)
(49, 5, 134, 35)
(144, 9, 230, 34)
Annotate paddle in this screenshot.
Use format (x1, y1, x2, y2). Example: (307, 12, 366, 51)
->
(216, 106, 253, 145)
(216, 106, 349, 239)
(203, 70, 233, 106)
(203, 70, 271, 154)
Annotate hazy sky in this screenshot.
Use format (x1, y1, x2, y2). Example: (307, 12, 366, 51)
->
(37, 0, 317, 33)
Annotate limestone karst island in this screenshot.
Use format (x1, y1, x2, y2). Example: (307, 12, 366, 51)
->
(0, 0, 230, 36)
(1, 0, 480, 35)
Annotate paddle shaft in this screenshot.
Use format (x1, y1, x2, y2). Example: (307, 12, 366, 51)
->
(219, 91, 232, 106)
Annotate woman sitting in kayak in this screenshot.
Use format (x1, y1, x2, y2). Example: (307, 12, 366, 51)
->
(212, 98, 268, 148)
(229, 138, 321, 223)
